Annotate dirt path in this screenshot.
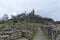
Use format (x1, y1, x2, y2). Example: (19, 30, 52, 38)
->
(33, 29, 47, 40)
(16, 38, 28, 40)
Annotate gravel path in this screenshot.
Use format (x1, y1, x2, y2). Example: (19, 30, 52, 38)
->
(16, 38, 28, 40)
(33, 29, 47, 40)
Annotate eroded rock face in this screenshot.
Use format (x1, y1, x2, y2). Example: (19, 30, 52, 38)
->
(0, 35, 11, 40)
(0, 22, 37, 40)
(56, 35, 60, 40)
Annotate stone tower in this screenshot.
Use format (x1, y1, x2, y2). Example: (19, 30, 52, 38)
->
(29, 9, 35, 16)
(31, 9, 35, 15)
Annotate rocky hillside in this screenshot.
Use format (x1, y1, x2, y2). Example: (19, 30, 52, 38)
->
(0, 10, 60, 40)
(0, 20, 41, 40)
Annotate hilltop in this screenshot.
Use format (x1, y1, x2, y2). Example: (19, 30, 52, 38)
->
(0, 10, 59, 40)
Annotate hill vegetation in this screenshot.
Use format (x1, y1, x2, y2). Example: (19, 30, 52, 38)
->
(0, 10, 55, 24)
(0, 10, 58, 40)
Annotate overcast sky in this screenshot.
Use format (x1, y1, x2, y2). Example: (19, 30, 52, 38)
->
(0, 0, 59, 21)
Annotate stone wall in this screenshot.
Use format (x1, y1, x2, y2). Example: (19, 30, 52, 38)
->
(41, 25, 60, 40)
(41, 25, 54, 40)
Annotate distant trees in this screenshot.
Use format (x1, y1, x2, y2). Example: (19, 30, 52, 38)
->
(55, 21, 60, 24)
(11, 13, 26, 20)
(43, 17, 54, 22)
(11, 15, 16, 20)
(0, 14, 9, 24)
(16, 13, 26, 19)
(2, 14, 9, 21)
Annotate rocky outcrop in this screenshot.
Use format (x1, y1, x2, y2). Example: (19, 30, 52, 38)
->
(0, 22, 38, 40)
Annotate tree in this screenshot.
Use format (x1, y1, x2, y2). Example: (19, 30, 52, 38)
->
(11, 15, 16, 19)
(2, 14, 9, 21)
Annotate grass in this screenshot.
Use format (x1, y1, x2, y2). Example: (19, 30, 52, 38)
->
(31, 27, 39, 40)
(31, 32, 38, 40)
(43, 32, 51, 40)
(0, 20, 13, 26)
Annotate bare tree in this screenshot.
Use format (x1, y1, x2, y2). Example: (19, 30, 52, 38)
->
(11, 15, 16, 19)
(2, 14, 9, 21)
